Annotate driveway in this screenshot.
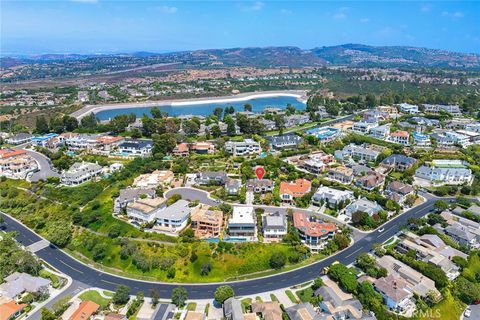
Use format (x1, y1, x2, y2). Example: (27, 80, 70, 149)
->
(24, 150, 60, 182)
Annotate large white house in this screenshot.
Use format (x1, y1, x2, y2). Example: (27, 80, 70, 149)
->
(227, 206, 256, 240)
(225, 139, 261, 156)
(415, 160, 473, 186)
(61, 162, 103, 186)
(262, 212, 287, 240)
(312, 186, 354, 208)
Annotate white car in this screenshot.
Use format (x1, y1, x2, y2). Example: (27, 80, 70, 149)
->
(464, 308, 471, 318)
(377, 227, 385, 233)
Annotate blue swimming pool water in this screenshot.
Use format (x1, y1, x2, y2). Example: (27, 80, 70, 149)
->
(95, 96, 305, 120)
(205, 237, 248, 243)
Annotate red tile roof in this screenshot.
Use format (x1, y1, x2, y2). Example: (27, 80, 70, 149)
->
(0, 301, 27, 320)
(174, 143, 189, 153)
(391, 131, 409, 138)
(69, 301, 100, 320)
(0, 149, 27, 159)
(96, 136, 124, 144)
(293, 212, 337, 237)
(279, 179, 312, 197)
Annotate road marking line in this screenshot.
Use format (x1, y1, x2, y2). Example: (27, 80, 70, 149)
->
(384, 225, 397, 234)
(58, 259, 84, 274)
(100, 279, 121, 286)
(345, 247, 363, 259)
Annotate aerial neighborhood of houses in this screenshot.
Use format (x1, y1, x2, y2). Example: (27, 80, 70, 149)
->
(2, 100, 480, 320)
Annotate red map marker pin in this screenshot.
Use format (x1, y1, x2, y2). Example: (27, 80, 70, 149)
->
(255, 167, 265, 180)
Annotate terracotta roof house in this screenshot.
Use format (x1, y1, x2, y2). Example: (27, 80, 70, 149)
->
(0, 149, 27, 159)
(191, 142, 215, 154)
(389, 131, 410, 145)
(190, 206, 223, 238)
(0, 301, 27, 320)
(68, 301, 100, 320)
(293, 212, 337, 251)
(173, 143, 189, 157)
(280, 179, 312, 202)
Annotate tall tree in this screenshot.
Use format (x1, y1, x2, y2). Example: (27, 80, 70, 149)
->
(171, 287, 188, 307)
(35, 116, 49, 134)
(213, 107, 223, 119)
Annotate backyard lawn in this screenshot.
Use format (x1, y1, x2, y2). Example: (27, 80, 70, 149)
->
(462, 252, 480, 282)
(79, 290, 111, 309)
(296, 287, 314, 303)
(415, 289, 465, 320)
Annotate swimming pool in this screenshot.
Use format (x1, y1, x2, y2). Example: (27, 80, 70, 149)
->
(205, 237, 249, 243)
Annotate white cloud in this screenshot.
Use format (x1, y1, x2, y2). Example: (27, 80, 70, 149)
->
(360, 18, 370, 23)
(241, 1, 264, 12)
(441, 11, 465, 18)
(332, 7, 349, 20)
(280, 8, 292, 15)
(420, 4, 431, 12)
(157, 5, 178, 14)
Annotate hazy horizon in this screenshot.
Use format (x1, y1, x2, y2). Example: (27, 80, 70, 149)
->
(1, 1, 479, 55)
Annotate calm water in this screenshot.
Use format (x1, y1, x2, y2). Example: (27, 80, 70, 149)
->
(95, 96, 306, 120)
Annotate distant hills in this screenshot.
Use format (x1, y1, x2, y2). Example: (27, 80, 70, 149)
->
(2, 43, 479, 71)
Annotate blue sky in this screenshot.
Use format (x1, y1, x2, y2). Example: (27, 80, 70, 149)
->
(1, 1, 479, 55)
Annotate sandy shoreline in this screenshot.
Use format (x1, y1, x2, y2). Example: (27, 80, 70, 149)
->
(71, 90, 307, 119)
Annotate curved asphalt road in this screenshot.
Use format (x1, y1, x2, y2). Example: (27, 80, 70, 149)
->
(24, 150, 60, 182)
(0, 196, 445, 299)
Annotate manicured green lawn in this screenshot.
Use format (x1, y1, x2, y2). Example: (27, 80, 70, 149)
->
(186, 302, 197, 311)
(296, 288, 314, 303)
(103, 291, 114, 297)
(270, 294, 279, 302)
(462, 253, 480, 282)
(285, 290, 298, 303)
(79, 290, 111, 309)
(414, 289, 465, 320)
(39, 269, 61, 288)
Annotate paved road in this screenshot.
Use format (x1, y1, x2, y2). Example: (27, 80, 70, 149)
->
(24, 150, 60, 182)
(0, 196, 446, 300)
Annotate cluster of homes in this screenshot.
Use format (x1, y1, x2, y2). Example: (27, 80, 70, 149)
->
(5, 132, 154, 158)
(349, 103, 480, 149)
(0, 148, 38, 179)
(223, 276, 372, 320)
(114, 169, 342, 247)
(0, 272, 53, 320)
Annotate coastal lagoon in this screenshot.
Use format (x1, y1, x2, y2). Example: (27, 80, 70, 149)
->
(95, 95, 306, 120)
